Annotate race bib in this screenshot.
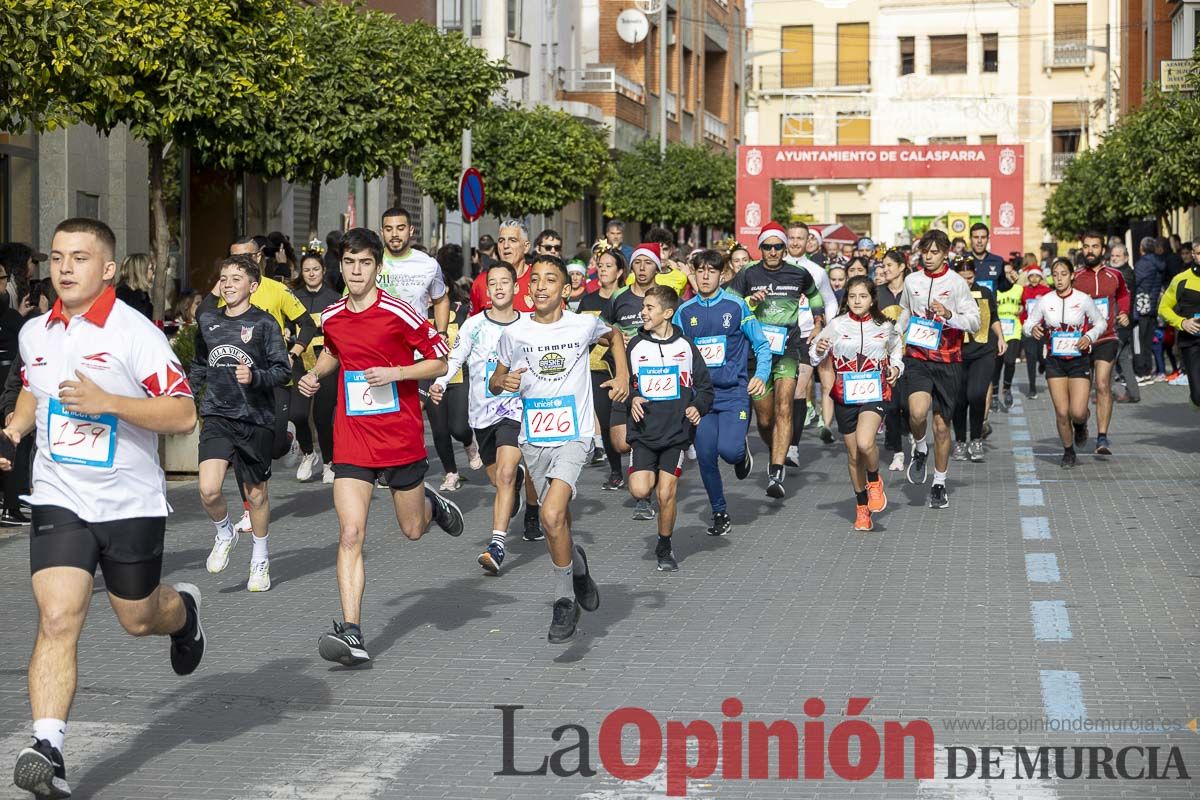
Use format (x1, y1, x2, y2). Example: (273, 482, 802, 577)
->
(1025, 298, 1040, 316)
(1000, 318, 1017, 339)
(977, 279, 995, 293)
(1050, 331, 1081, 357)
(344, 370, 400, 416)
(905, 317, 943, 350)
(638, 365, 681, 401)
(842, 371, 883, 405)
(761, 324, 789, 356)
(48, 397, 117, 468)
(485, 360, 519, 398)
(523, 396, 578, 444)
(1094, 297, 1110, 319)
(695, 335, 727, 368)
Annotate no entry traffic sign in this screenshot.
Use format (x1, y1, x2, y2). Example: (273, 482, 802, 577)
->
(460, 168, 485, 223)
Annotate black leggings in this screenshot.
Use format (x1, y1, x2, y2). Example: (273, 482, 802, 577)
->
(591, 371, 622, 473)
(1183, 344, 1200, 407)
(993, 342, 1019, 390)
(424, 381, 471, 473)
(884, 375, 908, 454)
(289, 363, 336, 462)
(1022, 336, 1044, 394)
(953, 354, 994, 442)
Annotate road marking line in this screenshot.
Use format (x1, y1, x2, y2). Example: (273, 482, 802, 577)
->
(1018, 488, 1044, 506)
(1025, 553, 1061, 583)
(1021, 517, 1052, 540)
(1031, 600, 1073, 641)
(1039, 670, 1086, 722)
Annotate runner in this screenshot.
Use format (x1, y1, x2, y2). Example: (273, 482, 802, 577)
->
(727, 221, 825, 499)
(577, 245, 628, 486)
(1023, 258, 1107, 468)
(291, 248, 340, 482)
(377, 206, 450, 334)
(951, 258, 1005, 463)
(783, 220, 839, 455)
(877, 249, 909, 472)
(1158, 245, 1200, 406)
(1072, 230, 1131, 455)
(1019, 265, 1052, 398)
(623, 227, 692, 297)
(4, 218, 203, 799)
(676, 250, 769, 536)
(809, 276, 904, 532)
(429, 262, 529, 575)
(192, 255, 291, 591)
(489, 254, 631, 643)
(298, 228, 463, 667)
(470, 219, 535, 314)
(422, 282, 475, 491)
(896, 229, 981, 508)
(992, 261, 1024, 412)
(625, 286, 713, 571)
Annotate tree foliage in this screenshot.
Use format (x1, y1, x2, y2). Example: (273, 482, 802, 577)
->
(604, 140, 735, 228)
(771, 181, 795, 225)
(412, 103, 611, 218)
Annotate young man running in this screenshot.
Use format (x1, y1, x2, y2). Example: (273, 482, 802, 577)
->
(298, 229, 463, 667)
(430, 262, 528, 575)
(4, 218, 203, 799)
(489, 255, 630, 643)
(675, 250, 770, 536)
(626, 286, 713, 570)
(377, 206, 450, 335)
(784, 220, 839, 453)
(728, 221, 825, 499)
(192, 255, 291, 591)
(896, 229, 980, 509)
(1073, 230, 1131, 455)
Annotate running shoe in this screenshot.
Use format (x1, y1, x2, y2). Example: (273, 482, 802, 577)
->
(981, 421, 993, 440)
(13, 739, 69, 800)
(247, 560, 271, 592)
(1073, 421, 1087, 446)
(734, 441, 754, 480)
(785, 445, 800, 467)
(425, 485, 465, 536)
(1165, 370, 1182, 383)
(1002, 389, 1014, 409)
(865, 478, 887, 513)
(633, 499, 656, 520)
(318, 621, 370, 666)
(522, 507, 544, 541)
(655, 537, 679, 572)
(818, 426, 835, 444)
(206, 532, 238, 574)
(439, 472, 463, 492)
(465, 439, 483, 471)
(478, 542, 505, 575)
(0, 507, 29, 526)
(686, 444, 697, 461)
(1168, 373, 1189, 387)
(1026, 390, 1039, 400)
(804, 403, 819, 427)
(282, 425, 300, 468)
(169, 583, 205, 676)
(510, 464, 525, 521)
(853, 504, 873, 532)
(1095, 435, 1112, 456)
(588, 447, 607, 467)
(1061, 449, 1078, 469)
(888, 452, 905, 472)
(601, 472, 625, 491)
(547, 598, 581, 643)
(766, 468, 786, 499)
(907, 449, 929, 485)
(968, 440, 985, 462)
(234, 509, 252, 533)
(927, 484, 949, 509)
(322, 463, 335, 484)
(707, 511, 732, 537)
(572, 546, 600, 610)
(296, 451, 320, 482)
(952, 442, 968, 461)
(1153, 373, 1167, 383)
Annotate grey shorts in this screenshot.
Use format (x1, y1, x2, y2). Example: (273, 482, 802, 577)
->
(520, 439, 593, 503)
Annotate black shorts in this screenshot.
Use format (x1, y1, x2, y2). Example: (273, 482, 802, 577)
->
(199, 416, 274, 485)
(1045, 356, 1093, 380)
(1089, 339, 1118, 364)
(334, 458, 428, 491)
(472, 419, 520, 467)
(610, 399, 629, 427)
(628, 443, 686, 477)
(833, 400, 887, 435)
(29, 505, 165, 600)
(903, 358, 964, 420)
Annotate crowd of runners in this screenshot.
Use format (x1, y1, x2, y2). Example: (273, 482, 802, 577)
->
(3, 210, 1198, 798)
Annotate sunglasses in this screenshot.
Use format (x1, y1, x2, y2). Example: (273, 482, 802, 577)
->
(760, 242, 786, 252)
(540, 243, 562, 252)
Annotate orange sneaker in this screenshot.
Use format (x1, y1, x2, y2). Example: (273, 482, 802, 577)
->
(865, 478, 887, 513)
(853, 504, 873, 532)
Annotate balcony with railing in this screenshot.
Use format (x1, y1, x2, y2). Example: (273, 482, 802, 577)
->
(561, 66, 645, 104)
(703, 111, 728, 145)
(755, 63, 871, 94)
(1044, 39, 1093, 70)
(1042, 152, 1077, 183)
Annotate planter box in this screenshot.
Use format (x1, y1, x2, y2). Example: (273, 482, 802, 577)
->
(160, 426, 200, 477)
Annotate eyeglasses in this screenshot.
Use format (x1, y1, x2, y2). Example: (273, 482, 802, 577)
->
(760, 242, 786, 252)
(540, 243, 562, 253)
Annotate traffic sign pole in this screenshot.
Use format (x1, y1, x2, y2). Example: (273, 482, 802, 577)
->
(461, 128, 471, 281)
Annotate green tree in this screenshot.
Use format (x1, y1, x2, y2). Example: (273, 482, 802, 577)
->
(604, 140, 736, 229)
(413, 103, 611, 222)
(771, 181, 795, 225)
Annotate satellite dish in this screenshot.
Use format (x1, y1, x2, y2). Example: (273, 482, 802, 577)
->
(617, 9, 650, 45)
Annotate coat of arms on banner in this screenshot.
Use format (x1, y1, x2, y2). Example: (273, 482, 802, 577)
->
(999, 148, 1017, 176)
(745, 202, 762, 228)
(999, 202, 1015, 229)
(746, 149, 763, 176)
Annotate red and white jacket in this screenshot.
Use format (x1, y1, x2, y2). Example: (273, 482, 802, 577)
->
(809, 312, 905, 403)
(1022, 288, 1107, 358)
(896, 267, 981, 363)
(1072, 265, 1130, 343)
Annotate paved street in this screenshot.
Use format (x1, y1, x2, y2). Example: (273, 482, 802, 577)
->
(0, 382, 1196, 799)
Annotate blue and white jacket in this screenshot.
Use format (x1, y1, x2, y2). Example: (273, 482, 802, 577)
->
(674, 288, 772, 393)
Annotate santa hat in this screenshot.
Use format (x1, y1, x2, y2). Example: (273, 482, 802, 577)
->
(809, 228, 824, 245)
(630, 242, 662, 268)
(757, 221, 787, 248)
(1023, 265, 1044, 278)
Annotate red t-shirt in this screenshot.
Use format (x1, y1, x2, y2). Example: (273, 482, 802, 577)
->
(470, 267, 535, 314)
(1072, 266, 1130, 342)
(321, 290, 450, 467)
(1020, 284, 1052, 323)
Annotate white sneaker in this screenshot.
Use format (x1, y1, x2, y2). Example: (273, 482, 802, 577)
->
(247, 560, 271, 592)
(465, 439, 483, 471)
(233, 510, 252, 533)
(296, 451, 320, 482)
(322, 463, 335, 484)
(889, 452, 905, 472)
(440, 472, 463, 492)
(282, 431, 301, 468)
(206, 532, 238, 574)
(687, 444, 697, 461)
(785, 445, 800, 468)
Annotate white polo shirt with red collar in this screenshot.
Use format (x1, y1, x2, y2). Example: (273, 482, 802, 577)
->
(19, 286, 193, 522)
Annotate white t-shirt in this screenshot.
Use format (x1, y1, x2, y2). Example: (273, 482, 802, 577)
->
(786, 254, 838, 335)
(377, 248, 446, 314)
(495, 311, 611, 447)
(19, 288, 194, 522)
(434, 309, 525, 429)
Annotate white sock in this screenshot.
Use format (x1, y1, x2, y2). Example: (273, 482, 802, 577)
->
(933, 470, 948, 486)
(913, 436, 928, 454)
(554, 561, 573, 600)
(251, 534, 269, 563)
(213, 516, 234, 541)
(490, 529, 507, 548)
(33, 718, 65, 752)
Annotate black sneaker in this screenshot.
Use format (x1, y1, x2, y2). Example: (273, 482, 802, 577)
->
(1072, 421, 1087, 447)
(547, 597, 581, 643)
(734, 440, 753, 480)
(14, 739, 69, 799)
(766, 467, 785, 499)
(1026, 390, 1038, 400)
(572, 546, 600, 611)
(632, 499, 656, 520)
(1060, 449, 1077, 469)
(522, 506, 545, 541)
(588, 447, 607, 467)
(1002, 388, 1014, 409)
(707, 511, 732, 537)
(425, 485, 464, 536)
(655, 537, 678, 572)
(509, 464, 525, 522)
(0, 507, 30, 526)
(819, 426, 835, 444)
(927, 483, 949, 509)
(318, 621, 370, 666)
(169, 583, 205, 676)
(907, 449, 929, 485)
(601, 472, 625, 491)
